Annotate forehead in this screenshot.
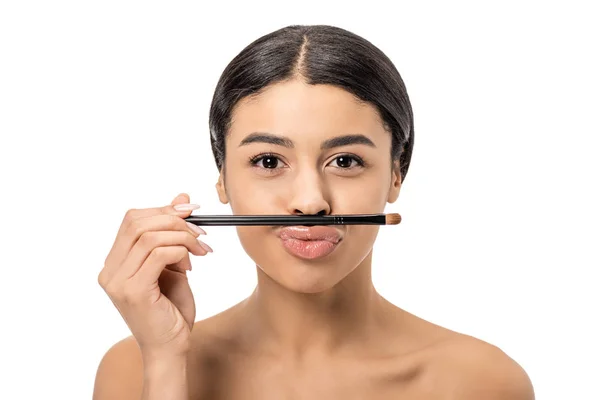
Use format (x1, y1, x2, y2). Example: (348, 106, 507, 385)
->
(228, 80, 389, 145)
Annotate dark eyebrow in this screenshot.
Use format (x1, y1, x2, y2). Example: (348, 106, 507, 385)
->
(239, 132, 294, 148)
(320, 134, 376, 150)
(238, 132, 376, 150)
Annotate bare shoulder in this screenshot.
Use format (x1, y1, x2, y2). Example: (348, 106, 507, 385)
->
(189, 301, 247, 354)
(93, 335, 143, 399)
(91, 323, 228, 400)
(430, 334, 535, 399)
(186, 302, 249, 397)
(92, 303, 244, 399)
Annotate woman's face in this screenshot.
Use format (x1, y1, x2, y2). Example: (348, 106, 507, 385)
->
(216, 79, 401, 293)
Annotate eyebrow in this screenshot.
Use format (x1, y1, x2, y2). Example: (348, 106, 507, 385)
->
(238, 132, 376, 150)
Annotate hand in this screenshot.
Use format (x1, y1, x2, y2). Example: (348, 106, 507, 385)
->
(98, 193, 212, 358)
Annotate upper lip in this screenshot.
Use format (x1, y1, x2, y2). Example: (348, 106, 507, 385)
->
(277, 226, 343, 243)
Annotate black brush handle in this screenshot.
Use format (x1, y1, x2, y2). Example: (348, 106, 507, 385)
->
(184, 214, 386, 226)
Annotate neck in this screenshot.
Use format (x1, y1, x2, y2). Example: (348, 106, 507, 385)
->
(240, 251, 389, 358)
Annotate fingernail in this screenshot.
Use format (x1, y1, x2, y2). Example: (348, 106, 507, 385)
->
(197, 240, 213, 253)
(174, 203, 201, 211)
(186, 222, 206, 235)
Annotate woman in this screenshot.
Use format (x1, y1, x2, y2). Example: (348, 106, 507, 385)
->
(94, 25, 534, 399)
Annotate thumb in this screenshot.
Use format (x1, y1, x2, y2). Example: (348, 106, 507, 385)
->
(171, 193, 190, 206)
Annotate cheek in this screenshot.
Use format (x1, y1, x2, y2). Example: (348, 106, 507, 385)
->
(328, 175, 390, 213)
(332, 190, 385, 213)
(225, 173, 285, 214)
(343, 225, 380, 260)
(235, 226, 271, 258)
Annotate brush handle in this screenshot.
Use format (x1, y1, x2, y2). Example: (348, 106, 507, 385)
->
(183, 214, 386, 226)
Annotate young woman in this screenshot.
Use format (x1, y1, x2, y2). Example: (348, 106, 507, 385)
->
(94, 25, 534, 399)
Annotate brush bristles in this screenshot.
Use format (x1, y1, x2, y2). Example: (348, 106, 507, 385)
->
(385, 213, 401, 225)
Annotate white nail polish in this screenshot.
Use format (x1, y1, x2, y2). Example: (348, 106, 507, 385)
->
(186, 222, 206, 235)
(174, 203, 200, 211)
(198, 240, 213, 253)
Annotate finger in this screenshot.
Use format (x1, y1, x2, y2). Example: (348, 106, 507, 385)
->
(166, 252, 192, 273)
(115, 230, 210, 280)
(119, 202, 201, 238)
(167, 236, 212, 273)
(103, 213, 206, 280)
(115, 194, 199, 248)
(158, 268, 196, 330)
(133, 245, 191, 287)
(171, 193, 190, 205)
(100, 193, 200, 283)
(170, 193, 199, 273)
(105, 203, 198, 267)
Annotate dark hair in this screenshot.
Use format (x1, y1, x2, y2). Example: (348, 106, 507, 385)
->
(209, 25, 414, 182)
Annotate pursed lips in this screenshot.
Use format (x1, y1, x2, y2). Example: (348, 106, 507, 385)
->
(277, 225, 343, 243)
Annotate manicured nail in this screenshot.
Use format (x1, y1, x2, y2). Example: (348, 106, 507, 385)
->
(174, 203, 200, 211)
(186, 222, 206, 235)
(197, 240, 213, 253)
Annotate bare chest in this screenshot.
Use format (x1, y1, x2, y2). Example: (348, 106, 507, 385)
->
(188, 354, 435, 400)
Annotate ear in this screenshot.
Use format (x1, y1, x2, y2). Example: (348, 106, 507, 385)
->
(387, 160, 402, 203)
(215, 170, 229, 204)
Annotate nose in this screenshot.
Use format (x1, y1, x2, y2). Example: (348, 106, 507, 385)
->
(287, 169, 331, 216)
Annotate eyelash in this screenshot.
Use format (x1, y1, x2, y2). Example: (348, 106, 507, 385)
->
(248, 152, 366, 171)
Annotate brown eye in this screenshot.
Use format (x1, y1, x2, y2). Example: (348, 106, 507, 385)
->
(328, 154, 364, 169)
(261, 156, 279, 169)
(249, 153, 283, 170)
(335, 156, 353, 168)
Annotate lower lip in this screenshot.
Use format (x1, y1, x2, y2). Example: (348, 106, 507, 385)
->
(281, 238, 339, 260)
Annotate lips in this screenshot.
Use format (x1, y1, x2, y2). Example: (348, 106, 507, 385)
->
(277, 226, 342, 260)
(278, 226, 342, 243)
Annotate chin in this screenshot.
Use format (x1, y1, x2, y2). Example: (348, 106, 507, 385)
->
(260, 264, 343, 294)
(256, 248, 357, 294)
(239, 228, 373, 293)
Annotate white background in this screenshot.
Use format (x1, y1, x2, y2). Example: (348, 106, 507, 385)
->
(1, 1, 598, 399)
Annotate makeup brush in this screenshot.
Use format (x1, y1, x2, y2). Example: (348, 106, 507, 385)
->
(184, 213, 401, 226)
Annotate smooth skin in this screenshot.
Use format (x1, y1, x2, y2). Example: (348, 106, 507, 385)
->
(94, 79, 535, 399)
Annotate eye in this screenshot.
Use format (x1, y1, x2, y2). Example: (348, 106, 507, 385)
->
(327, 154, 365, 169)
(249, 153, 284, 170)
